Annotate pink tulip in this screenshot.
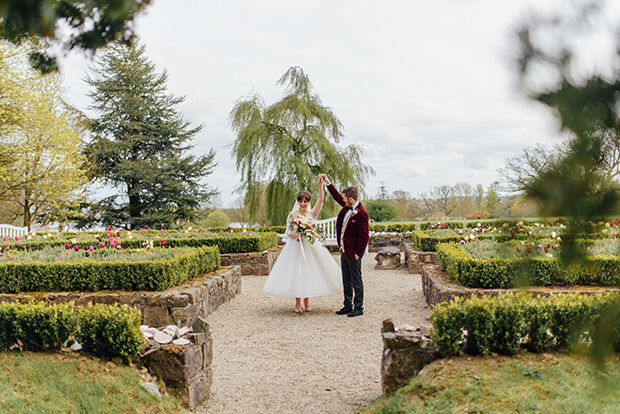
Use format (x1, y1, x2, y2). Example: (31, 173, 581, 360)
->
(110, 241, 116, 247)
(116, 231, 120, 237)
(98, 242, 105, 248)
(89, 246, 95, 252)
(2, 237, 5, 242)
(106, 227, 112, 231)
(65, 243, 70, 250)
(144, 225, 149, 229)
(15, 236, 19, 241)
(160, 240, 167, 246)
(74, 245, 80, 251)
(6, 253, 10, 259)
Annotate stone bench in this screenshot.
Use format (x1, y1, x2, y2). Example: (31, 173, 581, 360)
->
(374, 246, 402, 269)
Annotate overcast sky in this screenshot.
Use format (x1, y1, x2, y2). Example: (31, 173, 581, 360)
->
(58, 0, 619, 207)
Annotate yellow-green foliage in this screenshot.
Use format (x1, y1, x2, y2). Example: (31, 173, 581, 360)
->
(76, 303, 144, 358)
(431, 292, 620, 356)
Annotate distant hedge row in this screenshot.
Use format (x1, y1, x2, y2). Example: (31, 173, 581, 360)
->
(436, 242, 620, 288)
(0, 246, 220, 293)
(9, 233, 278, 255)
(0, 301, 143, 358)
(431, 292, 620, 356)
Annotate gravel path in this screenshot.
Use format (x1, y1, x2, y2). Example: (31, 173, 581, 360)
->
(196, 254, 431, 414)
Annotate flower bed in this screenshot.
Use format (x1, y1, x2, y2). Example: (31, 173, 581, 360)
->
(430, 292, 620, 356)
(3, 231, 277, 255)
(0, 245, 220, 293)
(436, 239, 620, 288)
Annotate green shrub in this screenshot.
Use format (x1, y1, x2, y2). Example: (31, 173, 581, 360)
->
(203, 210, 230, 229)
(0, 301, 77, 351)
(430, 292, 620, 356)
(365, 199, 399, 222)
(0, 246, 220, 293)
(369, 223, 388, 232)
(76, 303, 144, 358)
(385, 223, 417, 232)
(436, 242, 620, 288)
(420, 222, 465, 230)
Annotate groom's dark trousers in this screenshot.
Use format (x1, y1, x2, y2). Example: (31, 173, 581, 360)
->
(341, 254, 363, 310)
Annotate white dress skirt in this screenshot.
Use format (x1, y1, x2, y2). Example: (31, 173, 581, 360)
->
(263, 237, 342, 298)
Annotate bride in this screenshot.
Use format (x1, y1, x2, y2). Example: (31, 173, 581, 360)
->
(263, 175, 342, 313)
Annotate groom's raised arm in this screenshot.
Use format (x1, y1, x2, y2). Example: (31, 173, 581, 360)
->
(324, 179, 346, 207)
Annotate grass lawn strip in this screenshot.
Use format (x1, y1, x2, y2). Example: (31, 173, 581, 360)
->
(0, 351, 183, 414)
(361, 353, 620, 414)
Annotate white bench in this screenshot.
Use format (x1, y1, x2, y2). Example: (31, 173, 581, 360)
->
(0, 224, 28, 239)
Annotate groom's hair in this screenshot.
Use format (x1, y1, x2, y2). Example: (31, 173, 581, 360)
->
(343, 186, 359, 200)
(297, 190, 311, 202)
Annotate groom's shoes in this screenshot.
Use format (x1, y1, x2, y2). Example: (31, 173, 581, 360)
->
(336, 306, 352, 315)
(347, 309, 364, 317)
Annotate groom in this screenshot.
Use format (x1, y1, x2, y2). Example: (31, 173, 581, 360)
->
(320, 174, 369, 317)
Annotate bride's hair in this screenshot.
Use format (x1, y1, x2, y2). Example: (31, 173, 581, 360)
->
(297, 190, 311, 202)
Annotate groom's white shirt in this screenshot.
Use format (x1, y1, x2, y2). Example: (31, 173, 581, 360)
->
(340, 201, 359, 252)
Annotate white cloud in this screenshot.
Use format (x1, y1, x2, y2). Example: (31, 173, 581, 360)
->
(58, 0, 613, 207)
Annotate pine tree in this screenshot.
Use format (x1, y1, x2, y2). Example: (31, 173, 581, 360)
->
(84, 42, 216, 229)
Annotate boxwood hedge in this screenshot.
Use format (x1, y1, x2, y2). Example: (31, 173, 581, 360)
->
(0, 246, 220, 293)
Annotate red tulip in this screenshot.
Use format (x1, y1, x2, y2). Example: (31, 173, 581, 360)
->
(74, 245, 81, 251)
(516, 246, 521, 252)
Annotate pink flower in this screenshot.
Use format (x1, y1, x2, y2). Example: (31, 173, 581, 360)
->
(106, 227, 112, 231)
(116, 231, 120, 237)
(160, 240, 167, 246)
(161, 224, 164, 228)
(614, 231, 617, 237)
(144, 225, 149, 229)
(6, 253, 10, 259)
(98, 242, 105, 248)
(89, 246, 95, 252)
(2, 237, 6, 242)
(116, 245, 121, 250)
(460, 240, 465, 245)
(65, 243, 71, 250)
(14, 236, 19, 241)
(110, 241, 116, 247)
(74, 245, 81, 251)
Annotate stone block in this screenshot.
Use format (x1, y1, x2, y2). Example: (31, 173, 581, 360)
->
(374, 247, 402, 270)
(240, 264, 254, 275)
(142, 306, 171, 327)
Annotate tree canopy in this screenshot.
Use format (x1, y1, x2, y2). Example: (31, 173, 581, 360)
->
(0, 41, 87, 230)
(230, 66, 373, 225)
(84, 42, 217, 229)
(0, 0, 151, 72)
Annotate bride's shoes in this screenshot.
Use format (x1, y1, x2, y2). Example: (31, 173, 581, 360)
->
(294, 308, 303, 314)
(304, 306, 312, 312)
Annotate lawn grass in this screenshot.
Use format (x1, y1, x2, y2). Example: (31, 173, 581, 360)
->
(0, 351, 184, 414)
(360, 352, 620, 414)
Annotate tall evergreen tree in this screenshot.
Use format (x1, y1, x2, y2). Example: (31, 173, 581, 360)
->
(84, 42, 216, 229)
(230, 66, 373, 225)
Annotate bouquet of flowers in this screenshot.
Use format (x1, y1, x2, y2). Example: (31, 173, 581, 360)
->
(288, 213, 323, 244)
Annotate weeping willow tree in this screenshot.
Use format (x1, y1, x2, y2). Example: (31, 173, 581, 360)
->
(230, 66, 373, 225)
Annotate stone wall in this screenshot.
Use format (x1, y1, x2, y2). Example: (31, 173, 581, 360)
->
(220, 248, 280, 275)
(369, 232, 409, 252)
(381, 319, 441, 395)
(404, 242, 438, 274)
(141, 319, 213, 409)
(421, 263, 620, 308)
(0, 266, 242, 327)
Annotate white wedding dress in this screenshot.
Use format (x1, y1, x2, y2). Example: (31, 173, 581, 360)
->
(263, 210, 342, 298)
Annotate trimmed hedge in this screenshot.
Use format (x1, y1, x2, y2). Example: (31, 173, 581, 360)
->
(0, 246, 220, 293)
(76, 303, 144, 358)
(436, 242, 620, 288)
(0, 301, 144, 358)
(411, 230, 555, 252)
(8, 232, 278, 254)
(431, 292, 619, 356)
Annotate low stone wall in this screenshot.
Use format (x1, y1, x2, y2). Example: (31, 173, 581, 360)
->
(369, 232, 409, 252)
(220, 248, 280, 275)
(422, 263, 620, 308)
(381, 319, 441, 395)
(0, 266, 242, 327)
(404, 242, 438, 274)
(141, 319, 213, 409)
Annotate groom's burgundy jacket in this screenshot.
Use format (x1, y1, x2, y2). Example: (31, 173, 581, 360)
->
(327, 184, 370, 260)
